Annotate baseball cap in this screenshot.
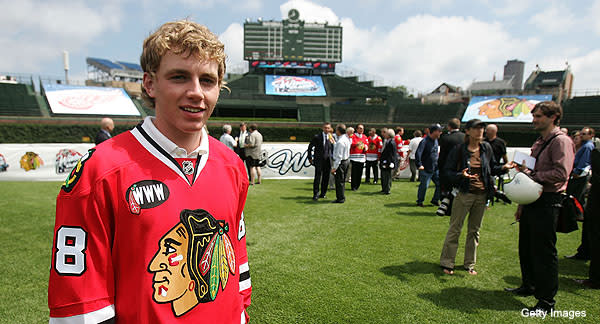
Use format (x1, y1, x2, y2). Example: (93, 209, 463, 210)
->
(429, 123, 442, 132)
(465, 119, 486, 129)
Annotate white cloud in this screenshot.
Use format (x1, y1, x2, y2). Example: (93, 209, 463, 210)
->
(565, 50, 600, 91)
(341, 14, 536, 92)
(219, 23, 244, 66)
(530, 4, 576, 33)
(280, 0, 340, 24)
(0, 0, 121, 72)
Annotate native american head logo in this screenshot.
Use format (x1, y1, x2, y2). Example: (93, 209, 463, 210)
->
(148, 209, 236, 317)
(19, 151, 44, 171)
(478, 97, 535, 119)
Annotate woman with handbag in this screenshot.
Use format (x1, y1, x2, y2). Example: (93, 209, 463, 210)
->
(440, 119, 513, 275)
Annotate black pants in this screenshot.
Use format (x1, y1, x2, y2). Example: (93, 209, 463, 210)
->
(350, 161, 364, 190)
(365, 160, 379, 183)
(380, 166, 392, 194)
(587, 185, 600, 283)
(335, 160, 350, 202)
(236, 148, 251, 181)
(568, 176, 591, 258)
(519, 193, 561, 305)
(313, 159, 331, 198)
(409, 158, 418, 182)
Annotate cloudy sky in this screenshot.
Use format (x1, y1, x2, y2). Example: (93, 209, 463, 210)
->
(2, 0, 599, 95)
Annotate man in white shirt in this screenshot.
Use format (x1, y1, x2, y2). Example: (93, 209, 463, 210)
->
(407, 130, 423, 182)
(331, 124, 350, 203)
(237, 122, 250, 180)
(219, 124, 237, 151)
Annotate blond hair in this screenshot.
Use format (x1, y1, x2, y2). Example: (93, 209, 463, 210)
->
(140, 20, 226, 108)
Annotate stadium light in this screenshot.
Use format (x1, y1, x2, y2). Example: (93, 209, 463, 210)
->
(63, 50, 69, 85)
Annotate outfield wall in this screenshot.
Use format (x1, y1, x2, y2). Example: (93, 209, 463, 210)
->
(0, 143, 530, 181)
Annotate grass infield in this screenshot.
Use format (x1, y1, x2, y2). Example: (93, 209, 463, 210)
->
(0, 180, 597, 323)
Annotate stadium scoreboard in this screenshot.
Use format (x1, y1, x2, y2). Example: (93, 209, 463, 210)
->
(244, 9, 342, 65)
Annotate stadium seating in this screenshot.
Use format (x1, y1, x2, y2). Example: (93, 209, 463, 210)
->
(0, 83, 43, 116)
(561, 96, 600, 127)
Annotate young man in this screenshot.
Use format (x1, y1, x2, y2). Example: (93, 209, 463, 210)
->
(48, 21, 251, 323)
(505, 101, 574, 313)
(407, 130, 423, 182)
(349, 124, 368, 191)
(308, 123, 334, 200)
(365, 128, 382, 184)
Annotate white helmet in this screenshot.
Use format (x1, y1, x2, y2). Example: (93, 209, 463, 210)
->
(504, 172, 543, 205)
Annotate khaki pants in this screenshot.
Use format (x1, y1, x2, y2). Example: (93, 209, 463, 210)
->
(440, 191, 487, 270)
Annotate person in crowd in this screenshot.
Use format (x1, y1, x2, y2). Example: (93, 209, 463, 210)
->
(485, 124, 509, 193)
(237, 122, 250, 180)
(308, 123, 334, 200)
(505, 101, 575, 313)
(573, 145, 600, 289)
(415, 124, 443, 207)
(561, 127, 569, 135)
(380, 128, 398, 195)
(439, 118, 465, 193)
(48, 20, 251, 323)
(245, 123, 263, 185)
(95, 117, 114, 145)
(393, 127, 405, 179)
(565, 127, 595, 261)
(349, 124, 368, 191)
(219, 124, 237, 151)
(440, 119, 513, 275)
(331, 124, 350, 203)
(572, 131, 582, 151)
(365, 128, 382, 184)
(407, 130, 423, 182)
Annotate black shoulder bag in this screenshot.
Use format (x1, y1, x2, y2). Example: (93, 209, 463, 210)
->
(535, 133, 581, 233)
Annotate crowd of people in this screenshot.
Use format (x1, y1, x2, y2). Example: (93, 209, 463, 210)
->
(219, 122, 263, 185)
(304, 101, 599, 313)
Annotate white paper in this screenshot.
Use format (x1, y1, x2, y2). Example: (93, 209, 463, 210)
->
(513, 151, 536, 169)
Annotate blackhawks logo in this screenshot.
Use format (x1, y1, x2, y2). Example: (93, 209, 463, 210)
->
(148, 209, 236, 317)
(62, 149, 95, 193)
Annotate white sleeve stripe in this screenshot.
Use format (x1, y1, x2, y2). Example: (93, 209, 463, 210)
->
(239, 278, 252, 292)
(49, 304, 115, 324)
(239, 262, 249, 273)
(241, 310, 246, 324)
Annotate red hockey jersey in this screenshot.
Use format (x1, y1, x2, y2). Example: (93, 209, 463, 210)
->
(349, 133, 368, 163)
(49, 124, 251, 323)
(394, 134, 403, 156)
(366, 135, 382, 161)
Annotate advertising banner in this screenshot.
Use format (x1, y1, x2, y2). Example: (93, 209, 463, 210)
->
(265, 75, 327, 96)
(462, 95, 552, 123)
(0, 143, 531, 181)
(44, 84, 141, 116)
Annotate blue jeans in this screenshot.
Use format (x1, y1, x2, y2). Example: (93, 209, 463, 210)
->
(417, 169, 440, 204)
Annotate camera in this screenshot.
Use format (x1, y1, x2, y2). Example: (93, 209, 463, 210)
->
(436, 188, 458, 216)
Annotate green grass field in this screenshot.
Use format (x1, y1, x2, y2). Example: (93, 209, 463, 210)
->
(0, 179, 597, 323)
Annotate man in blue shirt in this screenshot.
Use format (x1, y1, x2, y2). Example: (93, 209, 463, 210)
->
(415, 124, 442, 207)
(566, 127, 595, 260)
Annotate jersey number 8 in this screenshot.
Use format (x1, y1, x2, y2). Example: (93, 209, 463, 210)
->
(54, 226, 87, 276)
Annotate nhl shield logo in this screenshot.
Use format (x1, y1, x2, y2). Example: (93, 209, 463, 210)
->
(182, 161, 194, 175)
